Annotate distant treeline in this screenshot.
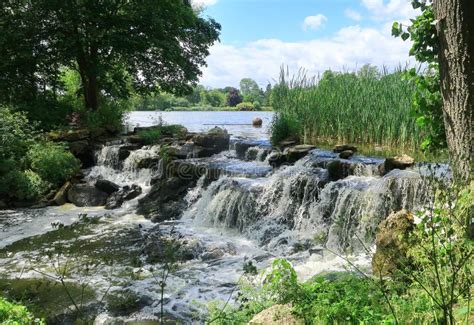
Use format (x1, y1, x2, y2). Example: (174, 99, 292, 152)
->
(132, 78, 273, 111)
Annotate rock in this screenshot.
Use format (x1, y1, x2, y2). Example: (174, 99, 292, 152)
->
(136, 157, 161, 169)
(105, 184, 142, 209)
(67, 184, 109, 207)
(379, 154, 415, 175)
(68, 140, 94, 168)
(326, 160, 352, 181)
(339, 150, 354, 159)
(333, 144, 357, 153)
(372, 210, 414, 276)
(0, 200, 7, 209)
(52, 181, 72, 206)
(235, 141, 260, 159)
(285, 145, 316, 163)
(248, 304, 302, 325)
(252, 117, 263, 127)
(118, 144, 143, 161)
(95, 179, 120, 194)
(192, 127, 230, 154)
(278, 139, 298, 149)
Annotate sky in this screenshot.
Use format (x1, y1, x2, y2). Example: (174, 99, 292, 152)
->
(191, 0, 418, 88)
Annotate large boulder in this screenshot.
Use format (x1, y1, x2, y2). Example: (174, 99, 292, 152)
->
(339, 150, 354, 159)
(379, 154, 415, 176)
(235, 141, 260, 159)
(52, 181, 72, 206)
(105, 184, 142, 209)
(95, 179, 120, 195)
(67, 184, 109, 207)
(192, 127, 230, 153)
(248, 304, 302, 325)
(268, 144, 316, 167)
(372, 210, 415, 276)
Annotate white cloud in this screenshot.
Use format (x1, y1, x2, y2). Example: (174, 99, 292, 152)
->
(191, 0, 218, 9)
(302, 14, 328, 31)
(199, 24, 413, 88)
(361, 0, 417, 22)
(345, 8, 362, 21)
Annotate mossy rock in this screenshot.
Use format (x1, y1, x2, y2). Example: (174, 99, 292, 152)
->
(372, 209, 414, 276)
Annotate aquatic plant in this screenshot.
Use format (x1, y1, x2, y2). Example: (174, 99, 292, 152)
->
(270, 66, 422, 152)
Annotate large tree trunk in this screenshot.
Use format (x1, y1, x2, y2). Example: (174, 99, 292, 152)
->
(433, 0, 473, 183)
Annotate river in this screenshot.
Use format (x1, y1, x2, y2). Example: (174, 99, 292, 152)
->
(0, 111, 431, 324)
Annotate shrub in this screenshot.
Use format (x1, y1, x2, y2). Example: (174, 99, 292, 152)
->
(106, 290, 141, 317)
(0, 169, 46, 201)
(0, 297, 44, 324)
(82, 101, 127, 134)
(236, 102, 254, 111)
(28, 142, 80, 186)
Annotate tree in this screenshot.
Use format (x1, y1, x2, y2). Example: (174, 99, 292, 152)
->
(226, 88, 243, 107)
(239, 78, 264, 103)
(433, 0, 473, 182)
(0, 1, 221, 111)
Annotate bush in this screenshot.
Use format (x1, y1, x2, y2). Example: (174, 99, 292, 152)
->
(236, 102, 254, 111)
(82, 101, 126, 134)
(0, 297, 44, 324)
(28, 142, 80, 186)
(0, 106, 36, 162)
(0, 169, 46, 201)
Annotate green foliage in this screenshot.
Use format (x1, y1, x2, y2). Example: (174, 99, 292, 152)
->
(0, 1, 221, 112)
(270, 112, 301, 145)
(236, 102, 255, 111)
(0, 106, 80, 202)
(27, 142, 80, 186)
(137, 124, 187, 145)
(0, 297, 44, 325)
(239, 78, 265, 103)
(392, 0, 446, 151)
(271, 66, 420, 150)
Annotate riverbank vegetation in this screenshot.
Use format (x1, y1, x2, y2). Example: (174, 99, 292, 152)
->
(270, 65, 424, 153)
(0, 107, 80, 204)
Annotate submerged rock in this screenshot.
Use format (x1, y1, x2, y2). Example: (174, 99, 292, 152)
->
(372, 209, 414, 276)
(379, 154, 415, 175)
(252, 117, 263, 127)
(67, 184, 108, 207)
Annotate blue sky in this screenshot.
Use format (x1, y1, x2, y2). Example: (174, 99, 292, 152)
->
(192, 0, 418, 87)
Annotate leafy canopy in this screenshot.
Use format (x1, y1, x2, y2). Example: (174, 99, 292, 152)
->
(0, 0, 221, 110)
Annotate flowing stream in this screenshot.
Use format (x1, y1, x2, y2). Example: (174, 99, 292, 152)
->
(0, 112, 437, 323)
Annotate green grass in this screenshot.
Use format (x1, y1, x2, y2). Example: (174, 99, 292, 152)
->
(271, 67, 423, 154)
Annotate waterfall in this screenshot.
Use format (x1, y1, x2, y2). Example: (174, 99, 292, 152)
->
(86, 143, 161, 188)
(185, 156, 428, 253)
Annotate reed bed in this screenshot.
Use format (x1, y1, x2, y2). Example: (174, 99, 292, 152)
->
(271, 67, 422, 152)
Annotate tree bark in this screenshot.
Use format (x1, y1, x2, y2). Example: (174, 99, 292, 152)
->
(433, 0, 474, 183)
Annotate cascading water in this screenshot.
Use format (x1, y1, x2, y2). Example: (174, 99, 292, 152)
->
(184, 152, 428, 255)
(0, 128, 437, 323)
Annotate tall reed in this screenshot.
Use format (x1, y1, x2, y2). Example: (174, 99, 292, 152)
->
(271, 66, 422, 152)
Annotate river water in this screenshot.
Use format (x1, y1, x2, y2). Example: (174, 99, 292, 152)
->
(0, 111, 432, 324)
